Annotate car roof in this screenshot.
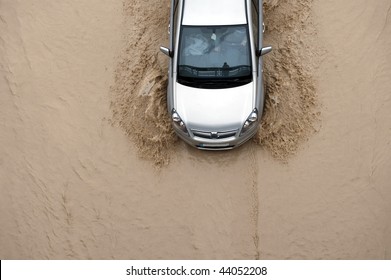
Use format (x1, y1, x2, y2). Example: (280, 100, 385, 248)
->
(182, 0, 247, 26)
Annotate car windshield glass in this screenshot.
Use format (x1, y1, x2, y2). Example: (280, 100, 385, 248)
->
(177, 25, 252, 89)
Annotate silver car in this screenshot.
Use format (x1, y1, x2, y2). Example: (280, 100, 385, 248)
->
(160, 0, 272, 150)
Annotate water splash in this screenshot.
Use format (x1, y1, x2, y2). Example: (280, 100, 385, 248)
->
(111, 0, 320, 165)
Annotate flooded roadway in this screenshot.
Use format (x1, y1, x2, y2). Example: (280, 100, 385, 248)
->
(1, 0, 390, 259)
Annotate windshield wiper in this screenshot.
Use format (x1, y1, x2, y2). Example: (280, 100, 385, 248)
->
(177, 77, 252, 89)
(178, 65, 251, 76)
(177, 77, 197, 86)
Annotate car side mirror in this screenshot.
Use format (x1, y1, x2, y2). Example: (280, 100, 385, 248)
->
(258, 46, 272, 56)
(160, 46, 172, 57)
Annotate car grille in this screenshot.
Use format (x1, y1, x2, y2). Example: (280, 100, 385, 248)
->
(196, 145, 235, 150)
(191, 129, 238, 139)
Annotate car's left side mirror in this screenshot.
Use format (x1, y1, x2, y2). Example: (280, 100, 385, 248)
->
(160, 46, 172, 57)
(258, 46, 272, 56)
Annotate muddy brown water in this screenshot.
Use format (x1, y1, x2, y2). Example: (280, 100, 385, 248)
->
(1, 0, 390, 259)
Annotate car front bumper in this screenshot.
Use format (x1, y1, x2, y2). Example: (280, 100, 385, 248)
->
(173, 124, 258, 150)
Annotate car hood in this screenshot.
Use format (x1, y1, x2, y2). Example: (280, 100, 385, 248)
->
(175, 82, 254, 131)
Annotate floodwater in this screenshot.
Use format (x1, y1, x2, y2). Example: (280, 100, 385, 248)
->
(1, 0, 390, 259)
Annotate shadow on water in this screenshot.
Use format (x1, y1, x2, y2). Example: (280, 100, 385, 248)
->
(177, 141, 254, 167)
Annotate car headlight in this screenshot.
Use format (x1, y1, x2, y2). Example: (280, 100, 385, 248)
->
(240, 109, 258, 135)
(171, 109, 188, 134)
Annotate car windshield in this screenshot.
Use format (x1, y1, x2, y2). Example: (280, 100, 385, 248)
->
(177, 25, 252, 89)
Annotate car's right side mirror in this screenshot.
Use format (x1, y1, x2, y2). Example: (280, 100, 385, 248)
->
(160, 46, 172, 57)
(258, 46, 272, 56)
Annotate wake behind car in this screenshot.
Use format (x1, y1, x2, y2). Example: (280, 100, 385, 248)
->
(160, 0, 272, 150)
